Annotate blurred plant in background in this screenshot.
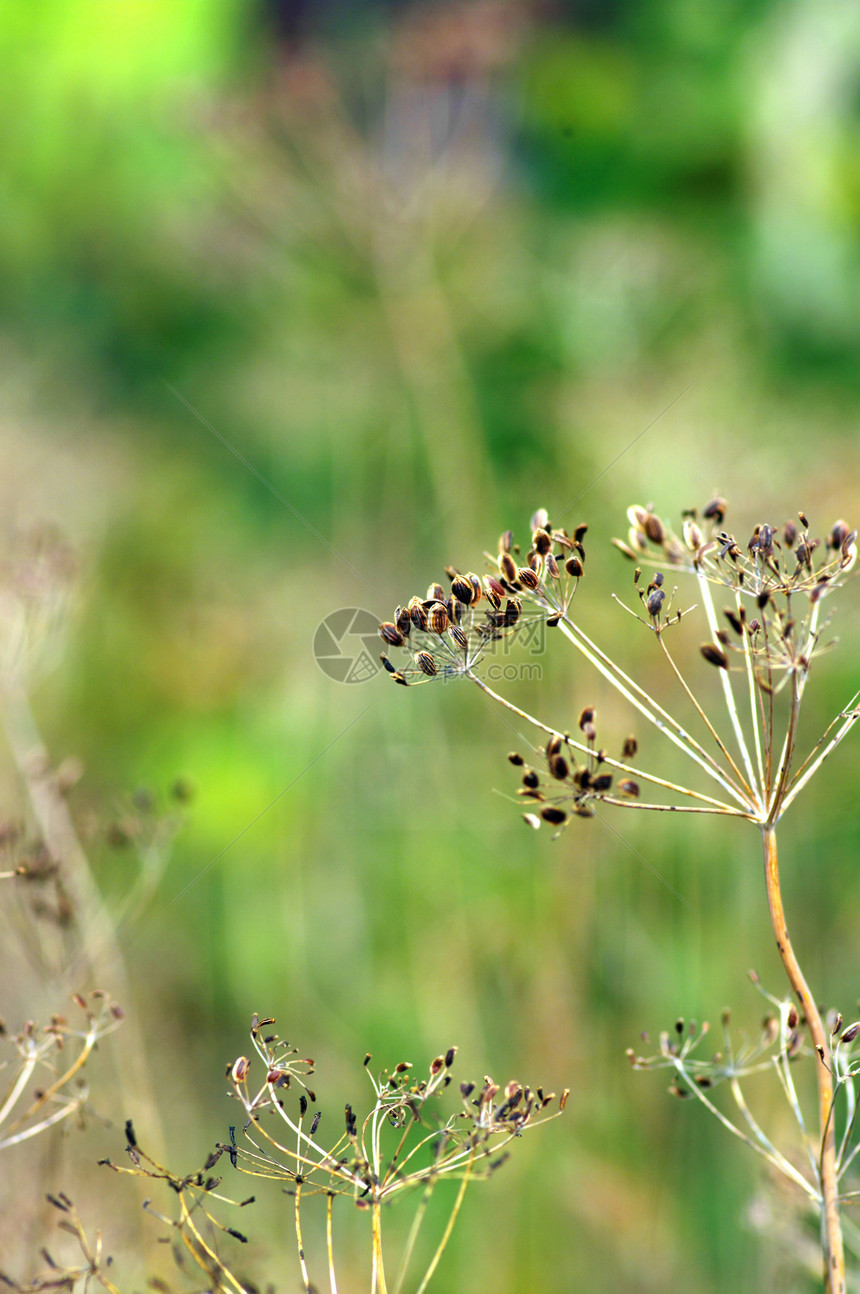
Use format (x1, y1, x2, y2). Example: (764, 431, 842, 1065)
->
(2, 0, 860, 1290)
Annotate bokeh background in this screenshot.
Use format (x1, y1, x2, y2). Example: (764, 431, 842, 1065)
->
(2, 1, 860, 1290)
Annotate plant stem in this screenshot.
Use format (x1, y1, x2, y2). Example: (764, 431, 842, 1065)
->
(372, 1200, 388, 1294)
(761, 825, 844, 1293)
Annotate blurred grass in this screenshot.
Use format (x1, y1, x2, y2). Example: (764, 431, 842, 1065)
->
(1, 0, 860, 1290)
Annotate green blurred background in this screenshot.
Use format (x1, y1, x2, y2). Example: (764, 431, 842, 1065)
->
(2, 0, 860, 1289)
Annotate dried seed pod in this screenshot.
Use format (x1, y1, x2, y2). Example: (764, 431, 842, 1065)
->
(409, 596, 429, 632)
(783, 519, 797, 547)
(546, 613, 561, 627)
(499, 530, 514, 554)
(644, 512, 665, 544)
(391, 672, 408, 686)
(683, 518, 703, 550)
(565, 555, 584, 578)
(830, 520, 850, 550)
(522, 813, 541, 829)
(530, 508, 549, 532)
(541, 806, 568, 825)
(545, 734, 563, 757)
(578, 707, 595, 731)
(231, 1056, 251, 1083)
(618, 779, 640, 797)
(451, 575, 474, 605)
(548, 754, 569, 780)
(508, 752, 525, 765)
(468, 573, 483, 605)
(545, 552, 560, 579)
(379, 622, 405, 647)
(396, 607, 411, 637)
(427, 602, 449, 634)
(645, 588, 665, 619)
(518, 566, 540, 590)
(840, 1022, 860, 1045)
(723, 608, 742, 635)
(380, 655, 397, 674)
(522, 769, 540, 789)
(533, 528, 552, 556)
(448, 625, 469, 650)
(627, 505, 649, 530)
(415, 651, 437, 676)
(499, 552, 518, 583)
(485, 575, 505, 602)
(592, 773, 613, 792)
(700, 643, 729, 669)
(622, 736, 637, 758)
(427, 582, 446, 602)
(504, 598, 522, 625)
(703, 496, 727, 525)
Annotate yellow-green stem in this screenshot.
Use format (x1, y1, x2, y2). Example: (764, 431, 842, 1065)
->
(762, 826, 844, 1293)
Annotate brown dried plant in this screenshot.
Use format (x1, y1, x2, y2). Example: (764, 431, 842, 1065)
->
(380, 500, 859, 1293)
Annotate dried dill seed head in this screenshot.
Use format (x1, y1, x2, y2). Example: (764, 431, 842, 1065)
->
(616, 497, 856, 602)
(380, 511, 589, 687)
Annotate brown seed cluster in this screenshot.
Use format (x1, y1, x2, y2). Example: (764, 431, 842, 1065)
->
(379, 509, 587, 685)
(512, 714, 640, 832)
(615, 499, 856, 602)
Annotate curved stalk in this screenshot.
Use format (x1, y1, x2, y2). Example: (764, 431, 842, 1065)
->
(762, 825, 844, 1293)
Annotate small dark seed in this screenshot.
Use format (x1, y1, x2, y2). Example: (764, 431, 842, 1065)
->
(416, 651, 437, 677)
(700, 643, 729, 669)
(379, 622, 405, 647)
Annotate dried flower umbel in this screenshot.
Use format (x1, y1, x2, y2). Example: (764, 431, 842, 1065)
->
(102, 1015, 565, 1294)
(0, 992, 123, 1154)
(382, 500, 859, 1294)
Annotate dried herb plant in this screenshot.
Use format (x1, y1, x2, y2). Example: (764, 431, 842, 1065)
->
(97, 1015, 566, 1294)
(380, 501, 859, 1292)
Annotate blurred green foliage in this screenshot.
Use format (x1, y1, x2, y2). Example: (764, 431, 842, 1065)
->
(2, 0, 860, 1290)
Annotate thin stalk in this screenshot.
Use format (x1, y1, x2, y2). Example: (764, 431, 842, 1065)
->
(295, 1110, 313, 1293)
(0, 1052, 39, 1127)
(735, 589, 765, 789)
(413, 1152, 475, 1294)
(729, 1076, 813, 1188)
(768, 672, 803, 821)
(673, 1059, 817, 1200)
(695, 570, 759, 796)
(771, 1053, 816, 1178)
(371, 1200, 388, 1294)
(295, 1175, 311, 1292)
(0, 1097, 83, 1150)
(762, 825, 845, 1293)
(838, 1087, 860, 1180)
(657, 635, 757, 803)
(468, 674, 747, 816)
(768, 599, 822, 816)
(327, 1193, 339, 1294)
(556, 614, 751, 807)
(393, 1175, 438, 1294)
(781, 702, 860, 816)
